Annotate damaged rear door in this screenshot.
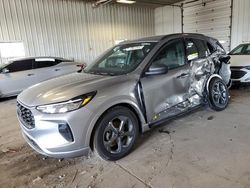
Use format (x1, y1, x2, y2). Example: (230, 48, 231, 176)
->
(140, 39, 191, 124)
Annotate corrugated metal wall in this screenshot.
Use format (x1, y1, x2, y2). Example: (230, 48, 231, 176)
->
(0, 0, 154, 64)
(231, 0, 250, 49)
(154, 6, 182, 35)
(183, 0, 232, 52)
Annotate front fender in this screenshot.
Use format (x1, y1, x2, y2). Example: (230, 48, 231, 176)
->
(84, 96, 147, 147)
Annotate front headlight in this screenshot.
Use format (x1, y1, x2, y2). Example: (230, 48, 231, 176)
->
(36, 91, 96, 114)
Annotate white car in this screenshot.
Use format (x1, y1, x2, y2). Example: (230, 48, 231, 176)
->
(229, 43, 250, 84)
(0, 57, 84, 98)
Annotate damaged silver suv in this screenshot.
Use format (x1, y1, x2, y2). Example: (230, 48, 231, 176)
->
(17, 34, 231, 161)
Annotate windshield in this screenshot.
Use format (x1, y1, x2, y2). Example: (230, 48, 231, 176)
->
(84, 42, 156, 75)
(229, 44, 250, 55)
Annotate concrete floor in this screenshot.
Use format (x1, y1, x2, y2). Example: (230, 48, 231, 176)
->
(0, 88, 250, 188)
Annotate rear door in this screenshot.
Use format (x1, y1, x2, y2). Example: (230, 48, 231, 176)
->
(33, 58, 78, 83)
(140, 39, 191, 123)
(33, 58, 61, 83)
(0, 59, 35, 96)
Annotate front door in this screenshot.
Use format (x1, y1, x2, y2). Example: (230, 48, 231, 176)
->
(140, 39, 191, 123)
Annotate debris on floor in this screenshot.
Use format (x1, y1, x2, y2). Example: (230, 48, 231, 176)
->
(71, 169, 78, 183)
(32, 176, 42, 184)
(58, 174, 66, 179)
(42, 157, 47, 160)
(1, 148, 17, 153)
(158, 129, 170, 134)
(207, 115, 215, 120)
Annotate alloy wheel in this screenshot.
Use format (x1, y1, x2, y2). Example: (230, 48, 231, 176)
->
(103, 116, 135, 154)
(212, 81, 227, 107)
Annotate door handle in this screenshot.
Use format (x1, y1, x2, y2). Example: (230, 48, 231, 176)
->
(27, 73, 34, 76)
(54, 68, 60, 71)
(177, 73, 189, 79)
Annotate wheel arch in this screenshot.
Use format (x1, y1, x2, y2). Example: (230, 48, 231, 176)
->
(206, 74, 223, 92)
(88, 102, 147, 151)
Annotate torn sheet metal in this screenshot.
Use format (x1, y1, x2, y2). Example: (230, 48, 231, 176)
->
(189, 57, 215, 97)
(151, 52, 231, 122)
(189, 52, 231, 98)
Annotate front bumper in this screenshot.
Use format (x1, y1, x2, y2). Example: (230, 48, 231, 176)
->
(17, 101, 93, 158)
(231, 67, 250, 83)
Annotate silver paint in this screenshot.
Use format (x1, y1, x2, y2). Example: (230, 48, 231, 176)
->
(16, 34, 231, 158)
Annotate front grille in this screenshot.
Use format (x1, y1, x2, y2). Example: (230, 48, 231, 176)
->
(231, 69, 247, 79)
(17, 102, 35, 129)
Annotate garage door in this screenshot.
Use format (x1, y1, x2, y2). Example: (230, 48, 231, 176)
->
(183, 0, 232, 52)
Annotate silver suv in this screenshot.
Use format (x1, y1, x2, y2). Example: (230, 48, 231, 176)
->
(17, 34, 231, 161)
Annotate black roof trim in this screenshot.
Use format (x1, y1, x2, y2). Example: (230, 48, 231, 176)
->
(121, 33, 208, 44)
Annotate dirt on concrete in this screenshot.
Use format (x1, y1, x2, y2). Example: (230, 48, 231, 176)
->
(1, 88, 250, 188)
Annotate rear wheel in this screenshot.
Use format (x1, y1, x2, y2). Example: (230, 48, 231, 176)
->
(208, 77, 229, 111)
(94, 106, 139, 161)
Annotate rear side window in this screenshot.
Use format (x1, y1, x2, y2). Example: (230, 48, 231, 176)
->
(6, 60, 33, 73)
(193, 39, 209, 58)
(185, 38, 209, 60)
(33, 58, 61, 69)
(185, 39, 199, 61)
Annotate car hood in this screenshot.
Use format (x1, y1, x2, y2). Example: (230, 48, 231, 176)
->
(230, 55, 250, 67)
(17, 73, 128, 107)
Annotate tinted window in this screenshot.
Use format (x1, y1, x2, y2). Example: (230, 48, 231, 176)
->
(151, 39, 185, 69)
(186, 39, 199, 61)
(193, 39, 210, 58)
(6, 60, 33, 73)
(33, 59, 61, 69)
(186, 39, 210, 60)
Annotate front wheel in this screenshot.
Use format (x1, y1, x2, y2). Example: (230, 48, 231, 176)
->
(208, 77, 229, 111)
(94, 106, 139, 161)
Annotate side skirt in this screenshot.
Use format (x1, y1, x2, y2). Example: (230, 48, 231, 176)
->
(149, 104, 203, 129)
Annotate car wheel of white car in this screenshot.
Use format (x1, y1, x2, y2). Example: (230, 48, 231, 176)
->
(208, 77, 229, 111)
(94, 106, 139, 161)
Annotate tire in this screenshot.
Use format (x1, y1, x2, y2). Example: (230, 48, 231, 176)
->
(94, 106, 139, 161)
(208, 77, 229, 111)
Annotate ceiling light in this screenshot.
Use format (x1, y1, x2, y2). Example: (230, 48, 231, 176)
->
(116, 0, 136, 4)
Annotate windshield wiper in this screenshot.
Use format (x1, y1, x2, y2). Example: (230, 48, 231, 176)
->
(85, 71, 116, 76)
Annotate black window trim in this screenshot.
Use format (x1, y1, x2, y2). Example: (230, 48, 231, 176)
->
(33, 58, 62, 69)
(141, 37, 187, 77)
(6, 59, 34, 73)
(206, 41, 216, 54)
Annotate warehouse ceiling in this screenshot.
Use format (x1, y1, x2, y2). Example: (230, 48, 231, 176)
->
(133, 0, 183, 7)
(91, 0, 184, 8)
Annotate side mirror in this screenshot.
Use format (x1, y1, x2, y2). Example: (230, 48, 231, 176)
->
(1, 68, 9, 74)
(145, 64, 168, 76)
